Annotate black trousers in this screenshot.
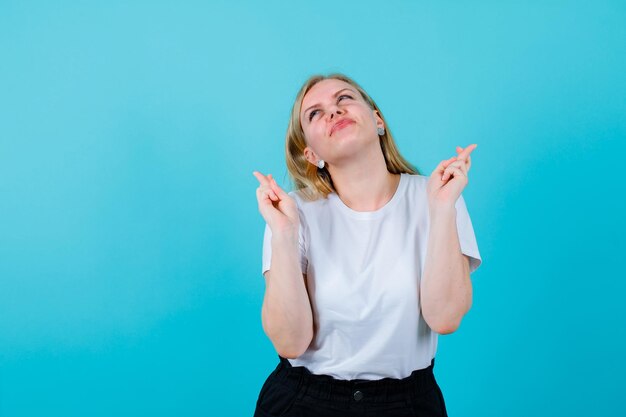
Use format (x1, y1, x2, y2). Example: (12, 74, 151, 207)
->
(254, 356, 448, 417)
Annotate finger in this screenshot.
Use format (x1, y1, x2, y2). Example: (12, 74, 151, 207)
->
(457, 144, 478, 160)
(253, 171, 271, 187)
(265, 187, 280, 202)
(456, 159, 470, 172)
(445, 157, 457, 166)
(450, 156, 472, 171)
(443, 160, 468, 178)
(456, 144, 477, 161)
(448, 160, 467, 169)
(442, 165, 467, 182)
(268, 176, 289, 198)
(456, 153, 472, 172)
(435, 156, 458, 175)
(442, 167, 455, 182)
(253, 172, 279, 200)
(267, 182, 279, 200)
(266, 174, 287, 196)
(256, 184, 278, 204)
(255, 180, 279, 202)
(456, 160, 468, 176)
(438, 156, 458, 181)
(267, 174, 279, 198)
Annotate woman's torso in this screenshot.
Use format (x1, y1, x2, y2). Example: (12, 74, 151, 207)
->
(287, 173, 437, 380)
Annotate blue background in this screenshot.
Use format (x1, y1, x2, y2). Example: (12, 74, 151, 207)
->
(1, 1, 625, 416)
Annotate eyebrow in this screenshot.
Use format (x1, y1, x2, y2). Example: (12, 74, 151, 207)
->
(302, 88, 357, 118)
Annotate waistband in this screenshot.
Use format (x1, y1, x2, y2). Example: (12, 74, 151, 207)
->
(271, 356, 437, 404)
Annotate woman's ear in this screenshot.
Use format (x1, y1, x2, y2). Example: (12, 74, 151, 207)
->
(303, 147, 319, 166)
(373, 110, 385, 130)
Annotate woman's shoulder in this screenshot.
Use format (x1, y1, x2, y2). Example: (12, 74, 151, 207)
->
(290, 189, 330, 200)
(287, 188, 333, 213)
(404, 172, 428, 181)
(402, 172, 429, 188)
(287, 186, 306, 198)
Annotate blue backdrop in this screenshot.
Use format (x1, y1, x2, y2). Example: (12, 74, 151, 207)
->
(1, 1, 625, 416)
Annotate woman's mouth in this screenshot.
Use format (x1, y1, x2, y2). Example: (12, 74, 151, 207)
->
(330, 119, 355, 136)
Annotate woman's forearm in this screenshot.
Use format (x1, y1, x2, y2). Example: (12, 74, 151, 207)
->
(420, 206, 472, 334)
(262, 232, 313, 358)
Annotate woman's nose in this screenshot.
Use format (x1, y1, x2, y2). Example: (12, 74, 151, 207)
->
(328, 107, 343, 120)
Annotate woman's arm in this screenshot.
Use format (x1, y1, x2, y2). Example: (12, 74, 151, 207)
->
(422, 144, 477, 334)
(253, 171, 313, 358)
(262, 231, 313, 358)
(420, 207, 472, 334)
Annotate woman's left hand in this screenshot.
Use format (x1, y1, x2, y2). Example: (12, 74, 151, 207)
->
(426, 144, 477, 211)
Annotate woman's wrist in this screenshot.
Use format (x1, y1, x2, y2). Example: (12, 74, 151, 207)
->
(428, 203, 457, 222)
(271, 228, 299, 246)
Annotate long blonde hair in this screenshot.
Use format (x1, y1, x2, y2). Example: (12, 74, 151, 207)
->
(285, 73, 419, 201)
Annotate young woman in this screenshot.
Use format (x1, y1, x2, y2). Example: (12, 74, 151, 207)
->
(252, 73, 481, 417)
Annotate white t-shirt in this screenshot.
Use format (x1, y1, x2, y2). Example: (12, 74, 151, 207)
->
(261, 173, 482, 380)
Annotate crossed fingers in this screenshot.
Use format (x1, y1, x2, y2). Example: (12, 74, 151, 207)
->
(441, 144, 476, 182)
(253, 171, 280, 202)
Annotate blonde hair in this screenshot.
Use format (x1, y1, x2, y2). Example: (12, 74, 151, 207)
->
(285, 73, 419, 201)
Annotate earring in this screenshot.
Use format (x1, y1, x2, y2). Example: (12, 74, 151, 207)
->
(377, 127, 385, 136)
(317, 160, 325, 169)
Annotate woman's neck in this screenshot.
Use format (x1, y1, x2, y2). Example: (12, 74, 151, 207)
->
(328, 146, 401, 212)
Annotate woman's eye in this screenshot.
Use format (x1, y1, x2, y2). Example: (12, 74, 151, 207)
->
(308, 95, 352, 122)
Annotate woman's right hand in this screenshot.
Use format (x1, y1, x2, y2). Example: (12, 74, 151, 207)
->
(253, 171, 300, 237)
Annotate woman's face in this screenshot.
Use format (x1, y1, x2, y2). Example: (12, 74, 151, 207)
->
(300, 78, 384, 168)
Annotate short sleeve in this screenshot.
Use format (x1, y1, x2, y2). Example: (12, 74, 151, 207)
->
(454, 194, 482, 273)
(261, 222, 308, 277)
